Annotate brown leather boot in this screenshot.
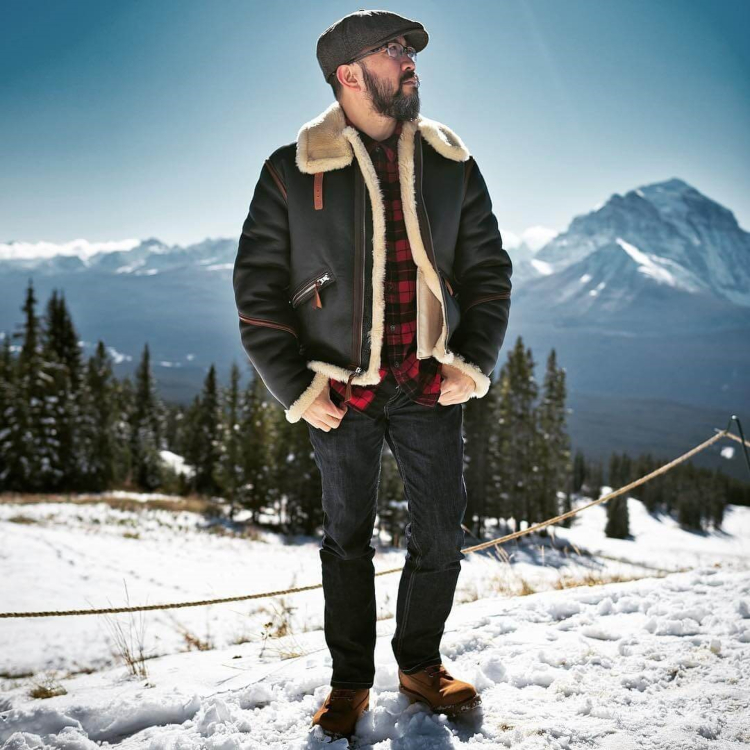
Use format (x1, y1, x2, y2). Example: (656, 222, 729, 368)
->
(310, 687, 370, 740)
(398, 663, 481, 716)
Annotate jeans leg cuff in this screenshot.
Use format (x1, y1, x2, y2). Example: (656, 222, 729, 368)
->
(399, 658, 442, 675)
(330, 679, 373, 689)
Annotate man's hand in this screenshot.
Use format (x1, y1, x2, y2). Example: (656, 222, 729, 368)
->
(438, 363, 476, 405)
(302, 387, 348, 431)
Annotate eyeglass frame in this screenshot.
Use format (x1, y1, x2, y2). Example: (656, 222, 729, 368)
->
(346, 39, 418, 66)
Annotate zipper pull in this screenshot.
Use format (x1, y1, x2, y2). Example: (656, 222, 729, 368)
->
(345, 371, 355, 401)
(313, 279, 323, 308)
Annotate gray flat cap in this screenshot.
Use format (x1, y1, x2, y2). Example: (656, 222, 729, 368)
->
(317, 9, 428, 83)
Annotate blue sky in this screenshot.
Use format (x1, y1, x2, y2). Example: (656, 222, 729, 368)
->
(1, 0, 748, 248)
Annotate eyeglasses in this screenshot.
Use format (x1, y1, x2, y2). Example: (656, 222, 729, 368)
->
(348, 40, 417, 66)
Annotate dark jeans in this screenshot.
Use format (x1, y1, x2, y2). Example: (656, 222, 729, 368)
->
(307, 376, 468, 689)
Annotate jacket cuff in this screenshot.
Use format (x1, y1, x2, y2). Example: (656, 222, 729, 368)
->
(285, 371, 331, 424)
(445, 351, 492, 399)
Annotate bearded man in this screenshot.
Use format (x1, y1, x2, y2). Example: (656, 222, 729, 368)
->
(233, 9, 512, 742)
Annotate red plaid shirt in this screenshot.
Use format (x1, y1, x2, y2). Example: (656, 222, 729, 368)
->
(329, 115, 443, 415)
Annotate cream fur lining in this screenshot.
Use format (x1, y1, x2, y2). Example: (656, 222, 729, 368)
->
(284, 102, 490, 424)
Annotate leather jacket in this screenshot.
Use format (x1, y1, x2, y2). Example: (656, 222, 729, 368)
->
(233, 101, 512, 423)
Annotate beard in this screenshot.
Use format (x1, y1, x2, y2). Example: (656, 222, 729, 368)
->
(359, 62, 420, 121)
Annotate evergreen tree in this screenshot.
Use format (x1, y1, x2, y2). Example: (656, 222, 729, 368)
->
(42, 290, 83, 491)
(572, 449, 586, 494)
(16, 279, 59, 491)
(281, 409, 323, 536)
(190, 365, 223, 497)
(504, 336, 538, 531)
(604, 494, 630, 538)
(237, 373, 274, 523)
(535, 348, 572, 526)
(486, 366, 515, 534)
(215, 363, 245, 518)
(0, 333, 20, 489)
(128, 344, 165, 490)
(79, 342, 119, 490)
(463, 371, 500, 537)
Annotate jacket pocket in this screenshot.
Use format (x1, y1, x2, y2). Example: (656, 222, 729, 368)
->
(440, 269, 457, 298)
(290, 267, 336, 309)
(439, 270, 461, 337)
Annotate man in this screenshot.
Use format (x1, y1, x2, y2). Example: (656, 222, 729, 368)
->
(233, 9, 512, 742)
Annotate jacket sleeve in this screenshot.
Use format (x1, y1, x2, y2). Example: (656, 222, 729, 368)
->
(447, 155, 513, 398)
(233, 156, 328, 423)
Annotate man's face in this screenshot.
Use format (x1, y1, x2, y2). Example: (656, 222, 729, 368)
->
(356, 34, 420, 121)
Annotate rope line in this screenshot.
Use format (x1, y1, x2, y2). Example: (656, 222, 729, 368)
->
(1, 418, 747, 619)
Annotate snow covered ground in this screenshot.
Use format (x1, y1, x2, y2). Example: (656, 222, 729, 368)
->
(1, 494, 749, 749)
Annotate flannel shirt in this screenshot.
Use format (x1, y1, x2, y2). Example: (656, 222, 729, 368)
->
(329, 114, 443, 416)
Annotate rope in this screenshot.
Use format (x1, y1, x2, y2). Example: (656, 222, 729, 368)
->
(2, 419, 747, 619)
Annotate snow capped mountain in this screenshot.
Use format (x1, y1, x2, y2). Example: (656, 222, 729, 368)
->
(501, 226, 559, 285)
(0, 238, 142, 263)
(533, 177, 750, 307)
(0, 237, 236, 276)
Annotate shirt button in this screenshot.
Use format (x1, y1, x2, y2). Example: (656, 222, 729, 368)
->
(389, 324, 396, 331)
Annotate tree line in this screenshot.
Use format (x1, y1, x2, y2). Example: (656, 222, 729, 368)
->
(1, 280, 745, 541)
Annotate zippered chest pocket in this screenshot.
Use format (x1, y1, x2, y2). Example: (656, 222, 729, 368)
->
(290, 267, 336, 309)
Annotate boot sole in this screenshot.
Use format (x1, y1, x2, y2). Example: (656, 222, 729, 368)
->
(399, 684, 482, 716)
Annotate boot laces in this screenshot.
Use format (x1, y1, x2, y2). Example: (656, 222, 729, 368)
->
(330, 688, 356, 701)
(425, 664, 452, 680)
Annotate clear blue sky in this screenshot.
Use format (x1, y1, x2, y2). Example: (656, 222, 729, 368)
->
(1, 0, 748, 248)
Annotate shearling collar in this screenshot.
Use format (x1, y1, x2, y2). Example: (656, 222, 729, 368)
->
(295, 100, 471, 174)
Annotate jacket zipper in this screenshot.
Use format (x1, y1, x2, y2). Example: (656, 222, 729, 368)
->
(345, 365, 363, 402)
(351, 165, 365, 370)
(238, 313, 298, 338)
(344, 166, 367, 403)
(416, 133, 452, 339)
(291, 271, 333, 308)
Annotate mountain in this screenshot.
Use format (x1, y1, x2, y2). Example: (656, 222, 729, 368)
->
(528, 178, 750, 310)
(1, 177, 748, 478)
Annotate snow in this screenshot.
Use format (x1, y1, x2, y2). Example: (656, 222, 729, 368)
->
(521, 226, 558, 252)
(160, 451, 194, 478)
(616, 238, 677, 287)
(105, 346, 132, 365)
(530, 259, 554, 275)
(0, 496, 748, 748)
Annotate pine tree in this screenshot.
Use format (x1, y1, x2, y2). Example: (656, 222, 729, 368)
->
(128, 344, 165, 490)
(572, 449, 586, 494)
(604, 494, 630, 538)
(191, 364, 222, 497)
(42, 290, 82, 491)
(281, 408, 323, 536)
(237, 372, 271, 523)
(215, 363, 245, 518)
(0, 333, 20, 489)
(16, 279, 59, 491)
(504, 336, 538, 531)
(463, 371, 499, 537)
(535, 349, 572, 528)
(79, 342, 119, 490)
